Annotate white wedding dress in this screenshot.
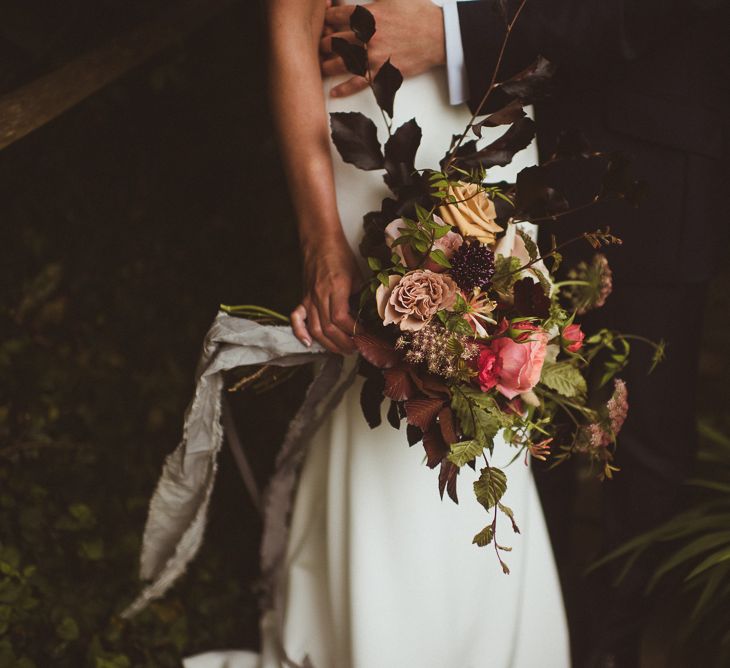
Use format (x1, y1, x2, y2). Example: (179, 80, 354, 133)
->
(185, 2, 570, 666)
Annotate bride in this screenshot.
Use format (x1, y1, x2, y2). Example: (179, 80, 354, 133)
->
(186, 0, 569, 666)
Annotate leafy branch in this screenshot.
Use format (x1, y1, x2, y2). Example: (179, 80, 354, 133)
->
(443, 0, 529, 171)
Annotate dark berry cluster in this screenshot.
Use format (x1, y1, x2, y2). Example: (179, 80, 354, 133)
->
(449, 240, 495, 292)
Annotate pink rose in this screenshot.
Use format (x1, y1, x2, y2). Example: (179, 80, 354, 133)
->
(477, 347, 500, 391)
(376, 270, 458, 331)
(562, 323, 584, 353)
(384, 216, 463, 273)
(490, 322, 548, 399)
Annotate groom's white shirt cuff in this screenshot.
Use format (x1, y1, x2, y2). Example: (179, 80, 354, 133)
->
(442, 0, 469, 105)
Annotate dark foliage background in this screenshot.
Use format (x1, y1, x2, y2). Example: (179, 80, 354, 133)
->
(0, 2, 727, 667)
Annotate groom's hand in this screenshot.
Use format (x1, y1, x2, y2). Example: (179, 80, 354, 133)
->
(320, 0, 446, 98)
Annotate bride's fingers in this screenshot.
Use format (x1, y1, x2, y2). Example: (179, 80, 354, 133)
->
(307, 304, 341, 354)
(324, 4, 356, 30)
(290, 304, 312, 347)
(319, 31, 358, 55)
(317, 297, 355, 354)
(330, 75, 369, 98)
(320, 56, 347, 78)
(330, 291, 358, 340)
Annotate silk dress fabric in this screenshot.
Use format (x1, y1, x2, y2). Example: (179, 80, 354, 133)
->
(184, 3, 570, 665)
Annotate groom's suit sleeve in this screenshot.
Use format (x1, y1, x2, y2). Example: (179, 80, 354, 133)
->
(457, 0, 724, 108)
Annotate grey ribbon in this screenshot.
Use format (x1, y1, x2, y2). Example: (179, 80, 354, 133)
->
(122, 312, 355, 625)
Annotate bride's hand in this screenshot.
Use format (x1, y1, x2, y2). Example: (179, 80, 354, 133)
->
(291, 236, 361, 354)
(320, 0, 446, 98)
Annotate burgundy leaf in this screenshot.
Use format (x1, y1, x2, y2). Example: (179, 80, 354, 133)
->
(454, 117, 535, 170)
(513, 277, 551, 319)
(599, 152, 647, 207)
(438, 459, 459, 504)
(405, 397, 444, 431)
(387, 400, 401, 429)
(331, 37, 367, 77)
(550, 128, 594, 161)
(514, 165, 569, 218)
(423, 427, 449, 469)
(384, 118, 422, 191)
(499, 55, 556, 102)
(441, 139, 477, 170)
(354, 331, 401, 369)
(438, 406, 458, 446)
(407, 423, 423, 446)
(330, 112, 384, 171)
(472, 99, 525, 137)
(359, 197, 401, 263)
(360, 374, 385, 429)
(408, 369, 451, 399)
(383, 366, 417, 401)
(350, 4, 376, 43)
(372, 59, 403, 118)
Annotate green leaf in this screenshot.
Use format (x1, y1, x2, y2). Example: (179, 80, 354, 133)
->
(376, 271, 390, 287)
(451, 391, 499, 446)
(540, 361, 587, 398)
(516, 228, 539, 262)
(414, 203, 431, 223)
(472, 525, 494, 547)
(95, 656, 131, 668)
(448, 440, 483, 467)
(498, 502, 521, 534)
(428, 249, 452, 268)
(649, 531, 730, 591)
(474, 467, 507, 511)
(433, 223, 452, 239)
(78, 537, 104, 561)
(531, 267, 552, 297)
(691, 567, 727, 620)
(367, 257, 382, 271)
(492, 255, 522, 293)
(686, 546, 730, 581)
(413, 239, 429, 254)
(56, 616, 80, 641)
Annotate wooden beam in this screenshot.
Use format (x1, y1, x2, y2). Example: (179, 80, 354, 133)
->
(0, 0, 237, 151)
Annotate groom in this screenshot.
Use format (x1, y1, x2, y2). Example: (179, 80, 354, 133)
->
(321, 1, 729, 666)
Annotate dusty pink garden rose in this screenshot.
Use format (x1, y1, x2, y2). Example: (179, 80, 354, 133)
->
(384, 216, 463, 272)
(376, 270, 458, 331)
(490, 322, 548, 399)
(562, 323, 585, 352)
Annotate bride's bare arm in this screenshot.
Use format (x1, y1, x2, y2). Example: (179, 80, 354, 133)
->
(267, 0, 360, 354)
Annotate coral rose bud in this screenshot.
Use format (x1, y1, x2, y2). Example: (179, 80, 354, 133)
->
(562, 323, 585, 353)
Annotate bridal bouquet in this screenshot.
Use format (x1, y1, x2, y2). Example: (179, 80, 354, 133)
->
(232, 3, 660, 569)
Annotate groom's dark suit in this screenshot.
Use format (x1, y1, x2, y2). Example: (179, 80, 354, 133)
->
(457, 1, 729, 665)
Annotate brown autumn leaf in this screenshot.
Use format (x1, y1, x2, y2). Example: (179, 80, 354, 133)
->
(438, 459, 459, 504)
(354, 331, 401, 369)
(408, 368, 450, 398)
(423, 427, 449, 469)
(405, 397, 444, 431)
(383, 366, 417, 401)
(438, 406, 458, 445)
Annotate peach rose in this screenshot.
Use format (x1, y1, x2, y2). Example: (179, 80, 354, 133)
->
(384, 216, 463, 273)
(490, 322, 548, 399)
(376, 270, 458, 331)
(438, 182, 502, 245)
